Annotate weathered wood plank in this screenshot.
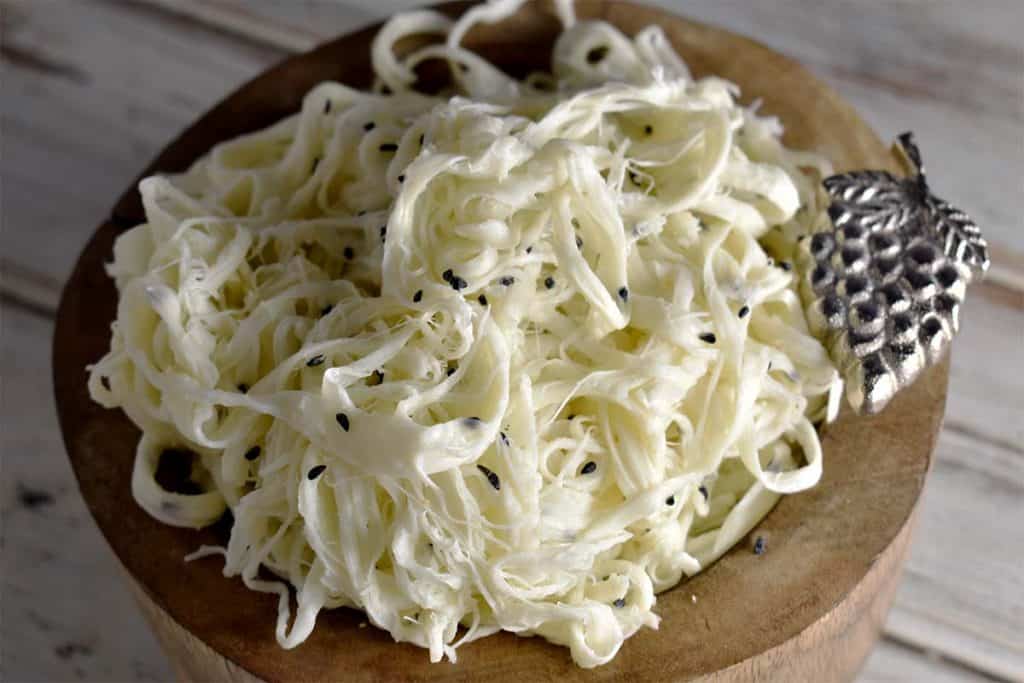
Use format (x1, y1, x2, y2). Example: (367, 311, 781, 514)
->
(0, 0, 285, 304)
(139, 0, 342, 53)
(885, 427, 1024, 681)
(0, 305, 174, 682)
(943, 280, 1024, 453)
(860, 640, 999, 683)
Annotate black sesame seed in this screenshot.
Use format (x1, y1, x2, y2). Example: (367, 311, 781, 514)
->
(544, 276, 555, 289)
(753, 536, 766, 555)
(244, 446, 261, 461)
(666, 495, 675, 506)
(581, 461, 597, 475)
(644, 125, 653, 135)
(738, 305, 750, 318)
(478, 294, 488, 306)
(442, 269, 454, 282)
(779, 261, 792, 272)
(307, 465, 327, 480)
(699, 485, 708, 500)
(397, 174, 405, 183)
(499, 276, 515, 286)
(100, 376, 111, 390)
(699, 332, 717, 344)
(323, 100, 332, 114)
(613, 598, 626, 608)
(451, 276, 468, 291)
(237, 383, 249, 394)
(343, 246, 355, 260)
(567, 414, 576, 420)
(447, 366, 456, 377)
(525, 246, 533, 254)
(379, 143, 397, 152)
(586, 45, 609, 64)
(335, 413, 350, 431)
(311, 157, 321, 173)
(477, 464, 500, 490)
(321, 305, 333, 316)
(499, 431, 509, 446)
(618, 287, 629, 302)
(307, 355, 325, 367)
(364, 122, 376, 131)
(380, 226, 387, 238)
(413, 289, 423, 303)
(576, 236, 583, 249)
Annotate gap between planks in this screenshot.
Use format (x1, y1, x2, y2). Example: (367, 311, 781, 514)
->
(0, 260, 63, 321)
(126, 0, 325, 54)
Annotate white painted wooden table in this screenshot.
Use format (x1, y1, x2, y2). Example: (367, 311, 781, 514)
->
(2, 1, 1021, 681)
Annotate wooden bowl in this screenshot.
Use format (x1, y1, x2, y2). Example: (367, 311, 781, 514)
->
(53, 1, 948, 681)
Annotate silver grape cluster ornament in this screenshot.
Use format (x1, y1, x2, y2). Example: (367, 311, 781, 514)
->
(797, 133, 989, 414)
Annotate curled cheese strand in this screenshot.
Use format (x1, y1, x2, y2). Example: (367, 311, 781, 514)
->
(89, 1, 840, 670)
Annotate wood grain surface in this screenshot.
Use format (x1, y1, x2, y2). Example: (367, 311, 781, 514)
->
(3, 0, 1022, 681)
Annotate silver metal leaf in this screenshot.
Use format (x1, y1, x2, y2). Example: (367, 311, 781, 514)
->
(824, 170, 908, 205)
(798, 132, 989, 414)
(926, 196, 990, 275)
(824, 172, 922, 237)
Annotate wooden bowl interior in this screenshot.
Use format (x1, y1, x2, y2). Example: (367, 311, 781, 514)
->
(55, 2, 945, 681)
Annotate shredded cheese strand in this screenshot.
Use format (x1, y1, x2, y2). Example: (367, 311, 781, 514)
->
(88, 0, 841, 668)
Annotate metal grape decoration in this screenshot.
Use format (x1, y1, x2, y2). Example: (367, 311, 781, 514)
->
(797, 133, 989, 414)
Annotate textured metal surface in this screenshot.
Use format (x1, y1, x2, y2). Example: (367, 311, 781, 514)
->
(798, 133, 989, 414)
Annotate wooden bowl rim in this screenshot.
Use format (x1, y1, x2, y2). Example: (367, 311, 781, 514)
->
(54, 2, 947, 680)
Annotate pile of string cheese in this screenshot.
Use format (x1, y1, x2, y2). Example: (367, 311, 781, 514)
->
(88, 0, 842, 668)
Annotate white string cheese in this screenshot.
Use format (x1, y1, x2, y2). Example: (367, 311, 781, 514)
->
(88, 0, 841, 668)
